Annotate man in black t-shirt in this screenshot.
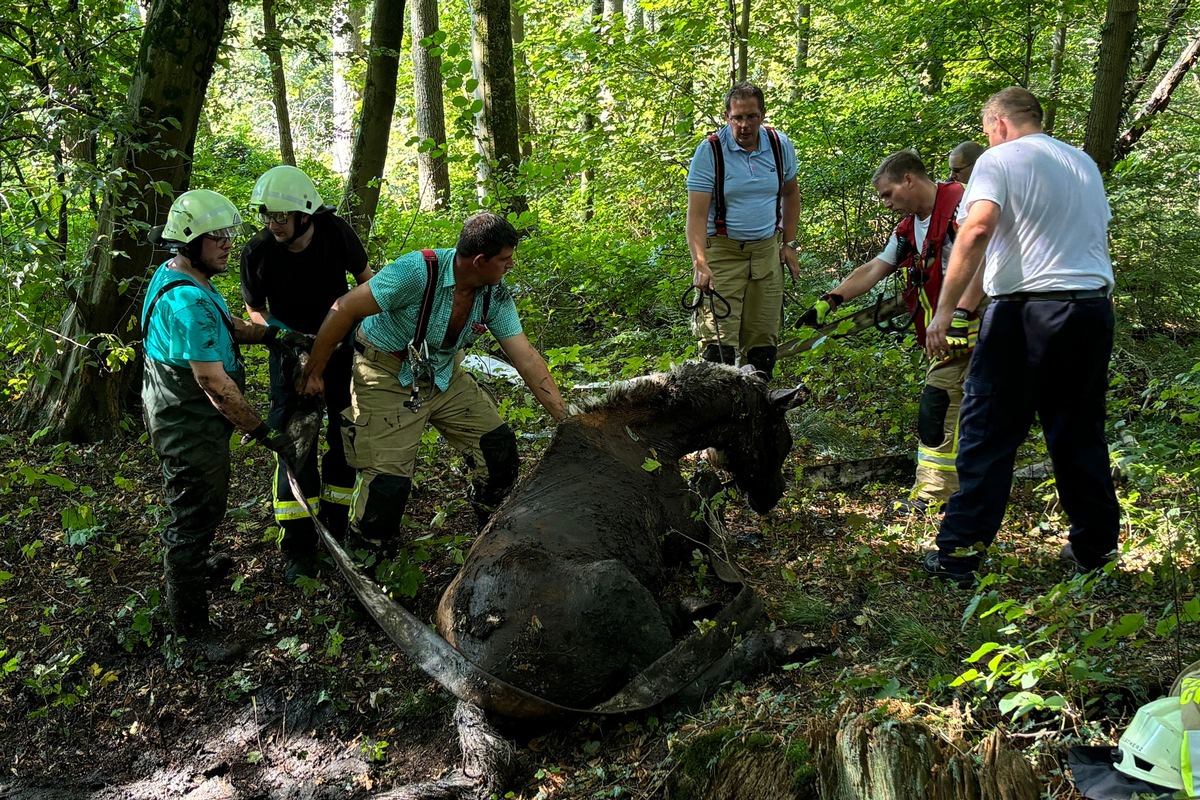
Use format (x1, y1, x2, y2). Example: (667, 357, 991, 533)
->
(241, 166, 372, 582)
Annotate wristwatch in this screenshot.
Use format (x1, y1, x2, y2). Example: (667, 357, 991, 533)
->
(783, 239, 800, 250)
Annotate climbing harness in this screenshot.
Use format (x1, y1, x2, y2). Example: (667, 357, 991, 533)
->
(681, 286, 733, 363)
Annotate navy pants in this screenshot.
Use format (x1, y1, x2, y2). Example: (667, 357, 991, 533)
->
(936, 297, 1119, 572)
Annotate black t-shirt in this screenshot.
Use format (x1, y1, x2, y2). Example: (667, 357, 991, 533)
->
(240, 213, 369, 334)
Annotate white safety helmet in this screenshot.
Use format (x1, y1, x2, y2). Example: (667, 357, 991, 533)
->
(1113, 696, 1185, 789)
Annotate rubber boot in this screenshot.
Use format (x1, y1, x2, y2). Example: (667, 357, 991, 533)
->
(349, 474, 411, 561)
(165, 576, 245, 664)
(702, 344, 736, 365)
(745, 345, 778, 382)
(204, 552, 234, 587)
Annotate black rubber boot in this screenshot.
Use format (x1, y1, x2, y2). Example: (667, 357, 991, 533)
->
(165, 575, 245, 664)
(745, 345, 778, 382)
(702, 344, 737, 365)
(349, 475, 411, 560)
(473, 425, 520, 532)
(204, 552, 234, 587)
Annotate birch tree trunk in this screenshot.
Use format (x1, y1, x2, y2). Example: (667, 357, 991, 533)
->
(332, 0, 364, 176)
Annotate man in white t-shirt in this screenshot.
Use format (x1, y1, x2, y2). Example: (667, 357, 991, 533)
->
(922, 87, 1119, 587)
(799, 149, 986, 513)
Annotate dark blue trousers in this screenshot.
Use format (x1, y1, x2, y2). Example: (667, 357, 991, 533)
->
(936, 297, 1119, 573)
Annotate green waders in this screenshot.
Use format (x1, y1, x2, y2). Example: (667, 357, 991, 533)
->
(143, 359, 245, 663)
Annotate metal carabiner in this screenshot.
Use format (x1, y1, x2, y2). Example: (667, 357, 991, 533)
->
(403, 341, 433, 413)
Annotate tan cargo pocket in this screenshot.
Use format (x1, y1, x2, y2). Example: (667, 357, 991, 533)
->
(339, 407, 370, 469)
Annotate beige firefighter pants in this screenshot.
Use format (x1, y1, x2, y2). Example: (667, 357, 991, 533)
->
(341, 342, 504, 522)
(693, 233, 784, 356)
(914, 353, 971, 504)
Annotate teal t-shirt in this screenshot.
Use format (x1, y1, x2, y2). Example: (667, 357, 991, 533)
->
(141, 262, 241, 373)
(360, 248, 522, 391)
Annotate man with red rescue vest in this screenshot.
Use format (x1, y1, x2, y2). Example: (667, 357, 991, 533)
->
(686, 81, 801, 381)
(799, 149, 987, 513)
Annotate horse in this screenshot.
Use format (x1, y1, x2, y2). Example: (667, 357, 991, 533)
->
(435, 360, 804, 714)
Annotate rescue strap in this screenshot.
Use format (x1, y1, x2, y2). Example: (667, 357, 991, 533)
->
(281, 456, 764, 720)
(707, 126, 785, 237)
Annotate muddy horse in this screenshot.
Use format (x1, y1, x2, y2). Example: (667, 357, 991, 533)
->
(371, 361, 800, 797)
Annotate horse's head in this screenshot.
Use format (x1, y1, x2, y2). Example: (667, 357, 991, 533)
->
(714, 370, 805, 513)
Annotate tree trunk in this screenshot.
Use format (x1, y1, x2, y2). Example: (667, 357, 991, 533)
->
(343, 0, 406, 238)
(1044, 9, 1067, 135)
(808, 704, 1042, 800)
(737, 0, 750, 83)
(1114, 31, 1200, 161)
(511, 3, 533, 159)
(411, 0, 451, 210)
(790, 2, 811, 104)
(1083, 0, 1138, 171)
(332, 0, 364, 176)
(580, 0, 603, 222)
(14, 0, 230, 442)
(469, 0, 526, 215)
(1123, 0, 1190, 113)
(629, 0, 643, 31)
(262, 0, 295, 166)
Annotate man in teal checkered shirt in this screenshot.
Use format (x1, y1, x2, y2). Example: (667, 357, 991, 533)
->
(301, 213, 567, 555)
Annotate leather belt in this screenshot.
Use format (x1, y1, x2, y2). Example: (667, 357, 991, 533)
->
(992, 288, 1110, 302)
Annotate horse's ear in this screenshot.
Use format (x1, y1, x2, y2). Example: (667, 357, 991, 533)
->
(769, 385, 808, 410)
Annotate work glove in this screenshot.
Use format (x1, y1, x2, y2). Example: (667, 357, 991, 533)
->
(262, 326, 315, 352)
(946, 308, 974, 352)
(249, 422, 293, 454)
(797, 293, 844, 329)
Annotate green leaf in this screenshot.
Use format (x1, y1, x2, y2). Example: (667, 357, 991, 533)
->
(966, 641, 1000, 662)
(1110, 613, 1145, 638)
(641, 458, 661, 472)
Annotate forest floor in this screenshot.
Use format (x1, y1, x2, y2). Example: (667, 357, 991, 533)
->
(0, 363, 1196, 799)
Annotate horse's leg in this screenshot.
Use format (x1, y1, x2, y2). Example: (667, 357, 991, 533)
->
(368, 702, 516, 800)
(664, 631, 833, 712)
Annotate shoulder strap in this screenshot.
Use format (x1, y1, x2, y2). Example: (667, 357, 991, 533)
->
(764, 126, 785, 231)
(142, 277, 239, 352)
(922, 182, 965, 259)
(410, 249, 441, 351)
(706, 133, 727, 237)
(142, 279, 194, 332)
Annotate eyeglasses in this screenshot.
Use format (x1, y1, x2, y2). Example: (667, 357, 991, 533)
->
(202, 226, 240, 242)
(728, 114, 763, 125)
(949, 163, 974, 176)
(258, 211, 293, 225)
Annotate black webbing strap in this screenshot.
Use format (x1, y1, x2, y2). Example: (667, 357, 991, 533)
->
(707, 125, 786, 237)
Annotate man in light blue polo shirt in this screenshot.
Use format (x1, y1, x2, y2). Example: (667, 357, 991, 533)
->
(686, 81, 801, 380)
(300, 213, 567, 557)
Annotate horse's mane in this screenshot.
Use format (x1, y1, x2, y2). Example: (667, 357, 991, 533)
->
(577, 361, 753, 416)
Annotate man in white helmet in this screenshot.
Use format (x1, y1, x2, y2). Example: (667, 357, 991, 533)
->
(241, 166, 372, 583)
(144, 189, 311, 662)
